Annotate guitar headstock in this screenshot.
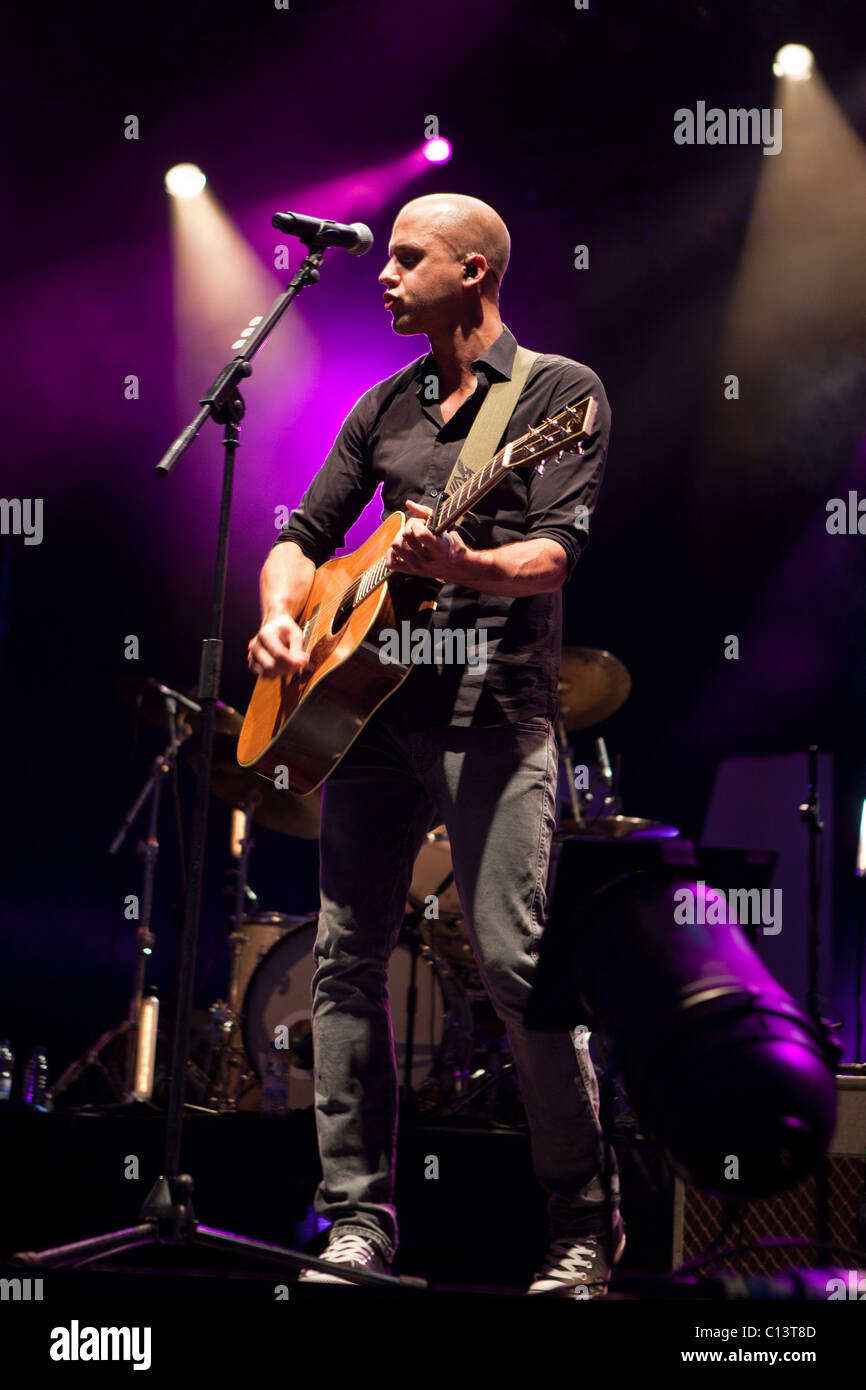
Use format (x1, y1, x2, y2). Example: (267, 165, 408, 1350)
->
(432, 394, 600, 535)
(500, 394, 599, 473)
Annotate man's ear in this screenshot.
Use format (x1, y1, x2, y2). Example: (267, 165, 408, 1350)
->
(462, 253, 486, 280)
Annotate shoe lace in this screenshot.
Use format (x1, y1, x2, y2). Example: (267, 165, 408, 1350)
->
(326, 1232, 380, 1264)
(538, 1236, 597, 1278)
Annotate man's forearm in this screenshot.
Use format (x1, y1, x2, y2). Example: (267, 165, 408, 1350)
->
(444, 537, 568, 596)
(260, 541, 316, 619)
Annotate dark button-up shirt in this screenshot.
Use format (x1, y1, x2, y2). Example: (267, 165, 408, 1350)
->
(274, 324, 610, 728)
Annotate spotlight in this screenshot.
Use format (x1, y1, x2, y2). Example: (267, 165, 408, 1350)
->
(423, 137, 452, 165)
(531, 837, 840, 1199)
(165, 163, 207, 198)
(773, 44, 814, 81)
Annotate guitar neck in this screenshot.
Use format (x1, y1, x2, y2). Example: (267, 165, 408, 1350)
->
(428, 447, 517, 537)
(429, 395, 597, 536)
(336, 394, 596, 623)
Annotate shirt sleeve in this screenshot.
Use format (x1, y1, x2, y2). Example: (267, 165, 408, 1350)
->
(522, 362, 611, 583)
(272, 390, 379, 568)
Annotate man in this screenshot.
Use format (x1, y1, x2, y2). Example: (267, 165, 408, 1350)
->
(247, 192, 623, 1296)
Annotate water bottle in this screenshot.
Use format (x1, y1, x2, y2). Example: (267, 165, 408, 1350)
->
(260, 1051, 288, 1116)
(22, 1047, 51, 1111)
(0, 1040, 13, 1102)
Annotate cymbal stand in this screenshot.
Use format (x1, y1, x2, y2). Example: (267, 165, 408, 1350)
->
(401, 866, 471, 1092)
(555, 714, 584, 828)
(594, 737, 622, 816)
(208, 795, 261, 1110)
(48, 693, 189, 1111)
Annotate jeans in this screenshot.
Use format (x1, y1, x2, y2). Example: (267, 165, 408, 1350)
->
(309, 700, 620, 1263)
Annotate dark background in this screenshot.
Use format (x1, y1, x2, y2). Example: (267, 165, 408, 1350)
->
(2, 0, 865, 1079)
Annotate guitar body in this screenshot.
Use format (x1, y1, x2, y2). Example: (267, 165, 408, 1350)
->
(238, 392, 597, 797)
(237, 512, 438, 794)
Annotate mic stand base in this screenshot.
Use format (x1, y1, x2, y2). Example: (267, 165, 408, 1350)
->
(10, 1174, 425, 1289)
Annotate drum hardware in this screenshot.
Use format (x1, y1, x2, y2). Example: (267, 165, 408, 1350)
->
(555, 713, 584, 828)
(190, 785, 320, 1112)
(407, 825, 463, 919)
(402, 829, 529, 1126)
(400, 845, 469, 1094)
(206, 795, 261, 1112)
(237, 916, 444, 1110)
(553, 644, 679, 842)
(555, 816, 680, 841)
(554, 645, 631, 832)
(400, 906, 475, 1108)
(50, 681, 193, 1113)
(557, 737, 624, 823)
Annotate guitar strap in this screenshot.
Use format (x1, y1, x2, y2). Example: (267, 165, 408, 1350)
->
(443, 345, 540, 496)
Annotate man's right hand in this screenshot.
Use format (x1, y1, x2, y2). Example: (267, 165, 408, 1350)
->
(248, 613, 310, 680)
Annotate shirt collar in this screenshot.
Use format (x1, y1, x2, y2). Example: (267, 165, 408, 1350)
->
(415, 324, 517, 396)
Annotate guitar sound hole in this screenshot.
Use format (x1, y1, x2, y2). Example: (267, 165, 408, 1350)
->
(331, 599, 352, 635)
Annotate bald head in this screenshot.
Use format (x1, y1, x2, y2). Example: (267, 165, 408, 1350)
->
(380, 193, 511, 340)
(396, 193, 510, 298)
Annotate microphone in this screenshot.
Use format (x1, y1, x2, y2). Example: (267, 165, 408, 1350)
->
(271, 210, 373, 256)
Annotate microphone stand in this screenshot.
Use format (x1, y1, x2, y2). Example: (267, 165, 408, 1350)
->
(11, 237, 425, 1291)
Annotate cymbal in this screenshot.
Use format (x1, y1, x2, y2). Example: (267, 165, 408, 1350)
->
(555, 815, 679, 841)
(184, 734, 321, 840)
(118, 676, 243, 739)
(556, 647, 632, 731)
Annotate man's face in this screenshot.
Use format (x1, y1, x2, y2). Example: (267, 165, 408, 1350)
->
(378, 207, 465, 336)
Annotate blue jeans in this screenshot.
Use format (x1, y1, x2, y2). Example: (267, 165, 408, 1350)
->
(309, 702, 620, 1263)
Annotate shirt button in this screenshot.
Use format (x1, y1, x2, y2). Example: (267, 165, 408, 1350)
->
(429, 488, 439, 497)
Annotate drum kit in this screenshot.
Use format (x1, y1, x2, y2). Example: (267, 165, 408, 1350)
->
(51, 648, 679, 1124)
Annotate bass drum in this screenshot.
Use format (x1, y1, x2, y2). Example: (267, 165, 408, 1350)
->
(241, 918, 444, 1108)
(230, 911, 317, 1012)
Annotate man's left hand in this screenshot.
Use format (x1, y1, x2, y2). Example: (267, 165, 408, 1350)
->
(385, 497, 470, 582)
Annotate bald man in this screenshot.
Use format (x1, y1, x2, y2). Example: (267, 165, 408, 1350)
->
(248, 193, 622, 1296)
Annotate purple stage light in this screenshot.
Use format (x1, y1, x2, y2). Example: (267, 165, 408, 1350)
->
(423, 137, 452, 164)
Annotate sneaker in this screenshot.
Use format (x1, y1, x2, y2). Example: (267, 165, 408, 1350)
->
(297, 1230, 392, 1285)
(527, 1222, 626, 1298)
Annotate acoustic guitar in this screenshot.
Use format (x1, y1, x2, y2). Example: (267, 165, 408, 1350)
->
(237, 394, 598, 794)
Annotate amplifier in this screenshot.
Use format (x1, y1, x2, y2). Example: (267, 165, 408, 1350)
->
(672, 1067, 866, 1274)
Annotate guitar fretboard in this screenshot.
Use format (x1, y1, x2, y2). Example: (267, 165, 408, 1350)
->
(431, 398, 594, 535)
(340, 396, 595, 620)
